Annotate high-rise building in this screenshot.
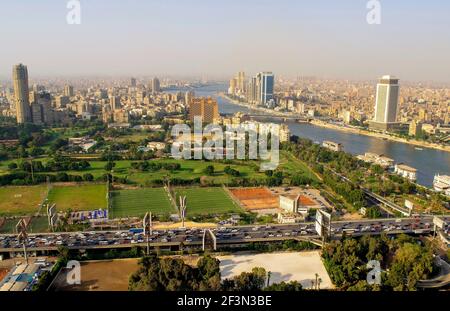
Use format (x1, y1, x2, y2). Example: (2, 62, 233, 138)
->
(228, 78, 237, 95)
(189, 97, 219, 124)
(237, 71, 246, 94)
(151, 77, 161, 93)
(64, 85, 74, 97)
(130, 77, 137, 88)
(409, 120, 423, 137)
(38, 92, 53, 124)
(56, 95, 70, 108)
(185, 91, 195, 106)
(257, 72, 274, 106)
(13, 63, 31, 123)
(370, 75, 400, 130)
(110, 96, 121, 111)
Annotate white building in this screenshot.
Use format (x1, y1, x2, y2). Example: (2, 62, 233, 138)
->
(370, 75, 400, 131)
(322, 141, 343, 152)
(147, 142, 166, 151)
(433, 175, 450, 193)
(357, 152, 394, 168)
(394, 163, 417, 182)
(68, 137, 97, 152)
(277, 212, 298, 224)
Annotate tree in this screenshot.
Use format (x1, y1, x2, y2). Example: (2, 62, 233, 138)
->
(8, 163, 17, 170)
(104, 161, 116, 171)
(129, 254, 222, 291)
(204, 165, 215, 176)
(265, 281, 303, 291)
(385, 242, 434, 291)
(82, 173, 94, 182)
(226, 267, 267, 291)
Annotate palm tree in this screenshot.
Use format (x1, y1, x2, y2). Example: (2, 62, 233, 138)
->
(267, 271, 272, 287)
(315, 273, 319, 290)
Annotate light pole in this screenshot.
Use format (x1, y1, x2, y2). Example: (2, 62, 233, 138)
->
(179, 196, 187, 228)
(16, 219, 29, 264)
(143, 212, 152, 256)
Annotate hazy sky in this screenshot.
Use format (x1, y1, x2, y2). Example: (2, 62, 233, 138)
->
(1, 0, 449, 82)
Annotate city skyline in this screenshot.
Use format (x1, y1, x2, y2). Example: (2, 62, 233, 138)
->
(1, 1, 450, 82)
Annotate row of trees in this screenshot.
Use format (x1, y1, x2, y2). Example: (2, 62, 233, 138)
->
(128, 254, 303, 291)
(129, 161, 181, 172)
(322, 235, 435, 291)
(9, 157, 91, 173)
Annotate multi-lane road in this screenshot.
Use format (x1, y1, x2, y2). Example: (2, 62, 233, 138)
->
(0, 216, 444, 255)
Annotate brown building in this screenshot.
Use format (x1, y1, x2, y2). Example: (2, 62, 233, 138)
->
(189, 97, 219, 124)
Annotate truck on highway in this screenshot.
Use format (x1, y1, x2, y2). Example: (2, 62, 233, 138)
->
(129, 228, 144, 234)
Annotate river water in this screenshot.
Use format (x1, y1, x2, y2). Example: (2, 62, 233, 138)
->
(171, 83, 450, 187)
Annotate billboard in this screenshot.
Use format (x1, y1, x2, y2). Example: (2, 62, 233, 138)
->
(315, 210, 331, 237)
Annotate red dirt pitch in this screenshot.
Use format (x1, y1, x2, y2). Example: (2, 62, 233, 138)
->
(229, 187, 279, 210)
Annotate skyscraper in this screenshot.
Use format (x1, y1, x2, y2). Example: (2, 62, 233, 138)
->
(130, 77, 137, 88)
(151, 77, 161, 93)
(228, 78, 237, 95)
(246, 77, 257, 105)
(185, 91, 195, 106)
(237, 71, 246, 94)
(257, 72, 274, 106)
(370, 75, 400, 130)
(110, 96, 121, 111)
(64, 85, 74, 97)
(13, 63, 31, 123)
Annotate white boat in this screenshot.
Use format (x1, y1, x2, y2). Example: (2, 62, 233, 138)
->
(414, 147, 424, 151)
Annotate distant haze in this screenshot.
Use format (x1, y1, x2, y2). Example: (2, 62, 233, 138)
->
(1, 0, 449, 82)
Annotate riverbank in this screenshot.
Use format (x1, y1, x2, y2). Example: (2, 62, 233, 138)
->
(218, 93, 293, 117)
(218, 93, 450, 154)
(310, 120, 450, 153)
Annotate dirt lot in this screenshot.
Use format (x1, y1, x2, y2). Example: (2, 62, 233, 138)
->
(0, 268, 9, 281)
(217, 251, 333, 289)
(52, 259, 140, 291)
(51, 255, 202, 291)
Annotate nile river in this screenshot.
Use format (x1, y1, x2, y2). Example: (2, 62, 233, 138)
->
(173, 83, 450, 188)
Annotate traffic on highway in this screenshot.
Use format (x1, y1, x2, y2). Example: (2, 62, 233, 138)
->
(0, 216, 440, 252)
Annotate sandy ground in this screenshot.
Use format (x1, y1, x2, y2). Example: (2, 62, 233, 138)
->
(51, 252, 334, 291)
(52, 258, 140, 291)
(217, 251, 333, 289)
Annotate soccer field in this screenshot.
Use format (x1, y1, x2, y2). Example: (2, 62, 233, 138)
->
(174, 187, 242, 216)
(0, 185, 48, 216)
(47, 184, 107, 212)
(110, 188, 175, 218)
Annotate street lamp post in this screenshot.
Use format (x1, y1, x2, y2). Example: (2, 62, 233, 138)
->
(16, 219, 29, 264)
(179, 196, 187, 229)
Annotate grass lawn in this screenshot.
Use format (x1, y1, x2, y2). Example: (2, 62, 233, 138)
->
(279, 151, 321, 182)
(110, 188, 175, 218)
(37, 159, 267, 186)
(0, 185, 48, 216)
(111, 133, 151, 143)
(47, 184, 107, 212)
(28, 216, 50, 233)
(0, 218, 17, 233)
(174, 187, 242, 216)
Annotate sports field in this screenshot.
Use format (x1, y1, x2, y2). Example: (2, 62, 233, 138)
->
(0, 185, 48, 216)
(229, 187, 279, 210)
(110, 188, 174, 218)
(174, 187, 241, 216)
(47, 184, 107, 212)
